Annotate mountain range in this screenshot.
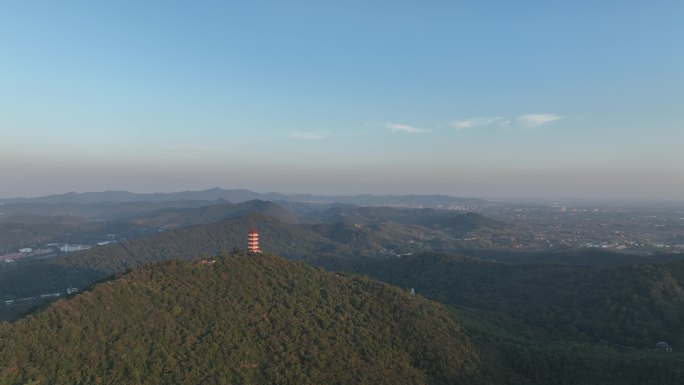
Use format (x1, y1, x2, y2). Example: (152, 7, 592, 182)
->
(0, 188, 489, 207)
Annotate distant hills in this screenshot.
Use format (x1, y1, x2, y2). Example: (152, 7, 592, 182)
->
(129, 200, 303, 229)
(0, 253, 481, 385)
(320, 206, 502, 230)
(0, 200, 302, 252)
(0, 187, 490, 207)
(0, 200, 226, 219)
(0, 203, 508, 307)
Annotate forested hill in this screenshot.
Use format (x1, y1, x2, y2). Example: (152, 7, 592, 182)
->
(0, 213, 337, 301)
(3, 206, 502, 304)
(0, 200, 295, 252)
(0, 253, 481, 385)
(62, 212, 335, 272)
(5, 207, 490, 320)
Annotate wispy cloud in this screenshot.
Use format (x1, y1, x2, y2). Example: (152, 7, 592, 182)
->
(449, 114, 563, 131)
(516, 114, 562, 128)
(450, 117, 501, 130)
(289, 131, 330, 140)
(385, 123, 431, 134)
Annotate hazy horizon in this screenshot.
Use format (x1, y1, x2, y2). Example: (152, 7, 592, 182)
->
(4, 186, 684, 207)
(2, 2, 682, 201)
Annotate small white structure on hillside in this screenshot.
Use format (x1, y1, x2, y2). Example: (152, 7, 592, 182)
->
(60, 245, 90, 253)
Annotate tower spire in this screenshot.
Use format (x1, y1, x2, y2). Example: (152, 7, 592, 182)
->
(247, 228, 261, 253)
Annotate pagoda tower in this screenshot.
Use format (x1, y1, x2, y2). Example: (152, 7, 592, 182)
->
(247, 228, 261, 253)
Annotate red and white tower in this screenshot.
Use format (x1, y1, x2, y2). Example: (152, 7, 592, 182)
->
(247, 228, 261, 253)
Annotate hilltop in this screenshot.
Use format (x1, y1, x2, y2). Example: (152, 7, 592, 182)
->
(0, 253, 481, 385)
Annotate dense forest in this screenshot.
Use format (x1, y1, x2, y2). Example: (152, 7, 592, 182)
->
(316, 253, 684, 348)
(2, 253, 683, 385)
(0, 253, 481, 385)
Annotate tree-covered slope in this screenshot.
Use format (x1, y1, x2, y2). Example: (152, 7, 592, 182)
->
(0, 213, 337, 301)
(337, 253, 684, 348)
(0, 253, 481, 385)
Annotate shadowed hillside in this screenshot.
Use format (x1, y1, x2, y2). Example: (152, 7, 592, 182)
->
(328, 253, 684, 348)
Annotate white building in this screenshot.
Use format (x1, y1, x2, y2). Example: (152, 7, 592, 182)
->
(60, 245, 91, 253)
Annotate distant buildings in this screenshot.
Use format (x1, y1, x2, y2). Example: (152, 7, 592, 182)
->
(2, 243, 99, 263)
(2, 247, 55, 263)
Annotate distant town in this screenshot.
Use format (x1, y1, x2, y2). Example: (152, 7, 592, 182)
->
(477, 204, 684, 254)
(2, 243, 106, 263)
(367, 201, 684, 254)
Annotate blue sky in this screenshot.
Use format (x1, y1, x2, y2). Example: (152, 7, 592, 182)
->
(1, 1, 682, 200)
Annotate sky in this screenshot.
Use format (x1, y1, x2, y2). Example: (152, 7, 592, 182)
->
(1, 1, 683, 200)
